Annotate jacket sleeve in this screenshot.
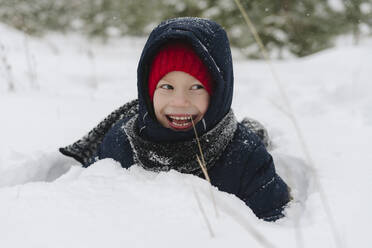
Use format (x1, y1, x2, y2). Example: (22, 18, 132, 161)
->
(238, 144, 291, 221)
(96, 118, 134, 169)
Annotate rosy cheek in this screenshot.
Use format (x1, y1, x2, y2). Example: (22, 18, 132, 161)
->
(200, 95, 210, 113)
(153, 94, 163, 115)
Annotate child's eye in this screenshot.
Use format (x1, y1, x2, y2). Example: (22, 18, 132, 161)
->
(190, 84, 204, 90)
(159, 84, 173, 90)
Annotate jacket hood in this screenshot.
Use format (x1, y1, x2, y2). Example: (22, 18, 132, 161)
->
(137, 17, 234, 142)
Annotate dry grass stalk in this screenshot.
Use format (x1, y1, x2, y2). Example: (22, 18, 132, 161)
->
(23, 34, 38, 90)
(196, 154, 210, 182)
(191, 185, 215, 238)
(190, 118, 207, 170)
(0, 43, 15, 92)
(87, 46, 98, 89)
(234, 1, 343, 247)
(191, 116, 219, 218)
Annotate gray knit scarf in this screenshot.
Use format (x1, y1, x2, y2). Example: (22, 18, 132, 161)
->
(60, 99, 270, 171)
(123, 109, 238, 175)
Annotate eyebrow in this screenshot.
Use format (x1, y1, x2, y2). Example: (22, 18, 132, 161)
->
(158, 79, 172, 84)
(157, 79, 202, 85)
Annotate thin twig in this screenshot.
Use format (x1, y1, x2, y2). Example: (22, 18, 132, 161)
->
(268, 98, 291, 118)
(23, 34, 38, 90)
(196, 154, 219, 219)
(233, 0, 343, 247)
(0, 42, 15, 92)
(196, 154, 210, 182)
(198, 185, 276, 248)
(191, 116, 219, 218)
(87, 46, 98, 89)
(191, 185, 215, 238)
(190, 117, 207, 169)
(190, 115, 273, 248)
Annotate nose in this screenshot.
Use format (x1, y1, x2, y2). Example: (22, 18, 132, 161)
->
(171, 90, 190, 107)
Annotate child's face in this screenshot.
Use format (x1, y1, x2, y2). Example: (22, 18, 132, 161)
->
(153, 71, 210, 131)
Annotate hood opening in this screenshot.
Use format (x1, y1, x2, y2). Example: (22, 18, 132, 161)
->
(140, 32, 222, 121)
(136, 17, 233, 142)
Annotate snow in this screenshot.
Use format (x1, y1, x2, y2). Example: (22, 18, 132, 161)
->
(0, 23, 371, 247)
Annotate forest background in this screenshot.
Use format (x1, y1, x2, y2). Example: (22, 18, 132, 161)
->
(1, 0, 371, 58)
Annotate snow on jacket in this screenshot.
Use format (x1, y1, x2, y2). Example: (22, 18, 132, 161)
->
(60, 17, 290, 221)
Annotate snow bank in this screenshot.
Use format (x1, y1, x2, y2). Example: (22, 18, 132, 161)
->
(0, 159, 299, 248)
(0, 151, 74, 187)
(0, 23, 371, 247)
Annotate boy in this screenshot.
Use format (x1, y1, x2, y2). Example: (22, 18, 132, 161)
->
(60, 17, 291, 221)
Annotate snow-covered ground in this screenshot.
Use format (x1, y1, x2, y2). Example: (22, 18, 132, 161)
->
(0, 23, 371, 248)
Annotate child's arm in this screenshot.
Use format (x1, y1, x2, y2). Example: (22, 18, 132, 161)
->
(238, 144, 291, 221)
(96, 117, 134, 169)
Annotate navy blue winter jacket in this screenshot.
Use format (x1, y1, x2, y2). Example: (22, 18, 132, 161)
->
(98, 115, 290, 221)
(99, 18, 290, 221)
(61, 17, 290, 221)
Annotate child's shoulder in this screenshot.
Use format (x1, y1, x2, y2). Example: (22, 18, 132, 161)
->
(231, 121, 267, 153)
(221, 120, 273, 174)
(102, 116, 131, 143)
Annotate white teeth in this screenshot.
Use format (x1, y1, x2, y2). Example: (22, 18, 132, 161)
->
(169, 116, 192, 120)
(171, 121, 190, 127)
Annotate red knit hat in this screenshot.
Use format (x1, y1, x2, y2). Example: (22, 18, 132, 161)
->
(148, 42, 213, 101)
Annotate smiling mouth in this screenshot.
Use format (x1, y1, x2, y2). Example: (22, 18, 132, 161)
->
(165, 114, 198, 130)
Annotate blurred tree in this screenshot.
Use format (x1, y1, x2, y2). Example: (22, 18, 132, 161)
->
(341, 0, 372, 44)
(158, 0, 344, 57)
(0, 0, 371, 58)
